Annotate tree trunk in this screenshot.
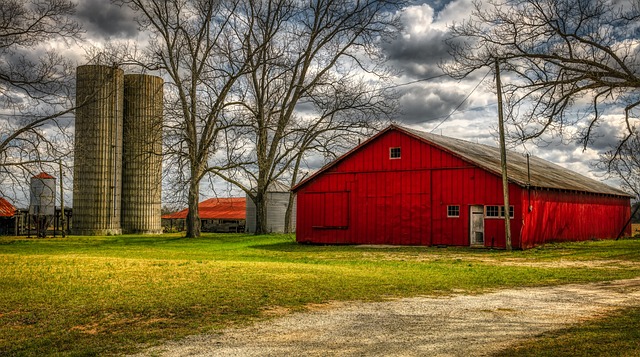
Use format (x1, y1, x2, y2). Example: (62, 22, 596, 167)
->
(185, 179, 200, 238)
(284, 156, 302, 233)
(253, 190, 268, 235)
(283, 192, 294, 234)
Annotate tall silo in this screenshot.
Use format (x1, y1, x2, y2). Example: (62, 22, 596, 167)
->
(121, 74, 164, 234)
(246, 181, 296, 233)
(29, 172, 56, 237)
(73, 65, 124, 235)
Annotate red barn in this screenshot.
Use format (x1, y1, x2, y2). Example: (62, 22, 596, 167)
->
(293, 125, 632, 249)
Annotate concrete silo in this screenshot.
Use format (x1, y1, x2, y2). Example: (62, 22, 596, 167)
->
(121, 74, 164, 234)
(29, 172, 56, 237)
(73, 65, 124, 235)
(246, 181, 296, 233)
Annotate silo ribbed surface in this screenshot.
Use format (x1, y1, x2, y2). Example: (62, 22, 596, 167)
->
(121, 74, 163, 234)
(73, 65, 124, 235)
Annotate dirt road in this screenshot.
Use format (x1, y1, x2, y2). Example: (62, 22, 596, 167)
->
(137, 278, 640, 356)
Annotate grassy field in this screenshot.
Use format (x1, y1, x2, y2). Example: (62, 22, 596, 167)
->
(496, 306, 640, 356)
(1, 234, 640, 356)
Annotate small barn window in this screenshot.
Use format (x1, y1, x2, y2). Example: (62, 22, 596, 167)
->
(447, 205, 460, 217)
(485, 206, 500, 218)
(389, 147, 401, 159)
(486, 205, 514, 219)
(501, 206, 514, 218)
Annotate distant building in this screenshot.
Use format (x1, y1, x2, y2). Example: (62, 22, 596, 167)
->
(0, 197, 18, 235)
(162, 198, 246, 233)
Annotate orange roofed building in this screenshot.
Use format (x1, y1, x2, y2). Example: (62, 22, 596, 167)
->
(0, 197, 18, 235)
(162, 197, 246, 233)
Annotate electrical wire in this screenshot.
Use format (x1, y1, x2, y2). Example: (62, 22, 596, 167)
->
(430, 69, 492, 133)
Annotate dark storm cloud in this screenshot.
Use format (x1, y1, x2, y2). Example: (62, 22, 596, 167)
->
(75, 0, 138, 40)
(396, 84, 468, 124)
(382, 29, 451, 78)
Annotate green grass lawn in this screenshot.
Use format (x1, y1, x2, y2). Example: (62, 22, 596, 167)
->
(1, 234, 639, 356)
(496, 306, 640, 356)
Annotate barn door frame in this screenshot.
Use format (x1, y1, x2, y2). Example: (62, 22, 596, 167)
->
(469, 205, 484, 246)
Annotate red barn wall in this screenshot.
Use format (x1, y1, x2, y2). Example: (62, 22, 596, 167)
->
(296, 130, 523, 248)
(519, 190, 631, 249)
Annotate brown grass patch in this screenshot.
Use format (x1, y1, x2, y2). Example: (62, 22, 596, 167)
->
(70, 323, 100, 335)
(261, 306, 291, 317)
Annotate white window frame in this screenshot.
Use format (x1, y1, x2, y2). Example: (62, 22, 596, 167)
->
(447, 205, 460, 218)
(485, 205, 514, 219)
(389, 147, 401, 159)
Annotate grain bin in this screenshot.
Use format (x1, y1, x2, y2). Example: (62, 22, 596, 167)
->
(72, 65, 124, 235)
(29, 172, 56, 217)
(245, 181, 296, 233)
(29, 172, 57, 237)
(121, 74, 164, 234)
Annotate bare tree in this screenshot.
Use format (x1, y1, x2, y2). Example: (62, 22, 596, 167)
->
(600, 133, 640, 199)
(0, 0, 81, 203)
(214, 0, 403, 234)
(117, 0, 251, 237)
(281, 79, 394, 232)
(444, 0, 640, 151)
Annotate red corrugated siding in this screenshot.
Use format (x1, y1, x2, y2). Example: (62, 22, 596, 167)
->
(520, 190, 631, 248)
(296, 131, 525, 248)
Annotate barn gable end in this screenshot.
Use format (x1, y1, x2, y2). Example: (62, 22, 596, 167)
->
(294, 125, 631, 249)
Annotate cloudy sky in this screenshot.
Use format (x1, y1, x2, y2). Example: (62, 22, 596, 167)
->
(45, 0, 633, 203)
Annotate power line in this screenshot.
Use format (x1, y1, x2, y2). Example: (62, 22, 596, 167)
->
(380, 73, 450, 91)
(418, 102, 497, 124)
(430, 69, 492, 133)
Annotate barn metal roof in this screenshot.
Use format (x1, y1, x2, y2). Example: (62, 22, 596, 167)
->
(0, 197, 17, 218)
(400, 126, 629, 197)
(293, 125, 630, 197)
(162, 197, 246, 220)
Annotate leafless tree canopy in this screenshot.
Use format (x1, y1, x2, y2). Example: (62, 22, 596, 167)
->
(600, 133, 640, 198)
(116, 0, 402, 236)
(0, 0, 81, 203)
(117, 0, 251, 237)
(444, 0, 640, 151)
(211, 0, 402, 234)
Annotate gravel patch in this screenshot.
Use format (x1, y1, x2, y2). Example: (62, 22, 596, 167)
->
(135, 278, 640, 357)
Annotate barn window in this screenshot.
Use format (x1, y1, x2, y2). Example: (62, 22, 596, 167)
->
(447, 205, 460, 217)
(486, 205, 514, 219)
(389, 147, 401, 159)
(485, 206, 500, 218)
(500, 206, 514, 218)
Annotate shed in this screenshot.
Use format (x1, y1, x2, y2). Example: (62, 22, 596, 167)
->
(293, 125, 632, 249)
(161, 197, 246, 233)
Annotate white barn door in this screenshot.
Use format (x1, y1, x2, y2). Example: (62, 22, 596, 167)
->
(470, 205, 484, 246)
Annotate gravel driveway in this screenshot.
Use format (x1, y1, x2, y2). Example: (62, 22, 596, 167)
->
(137, 277, 640, 356)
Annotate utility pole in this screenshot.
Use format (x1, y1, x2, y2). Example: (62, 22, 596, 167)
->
(495, 59, 512, 251)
